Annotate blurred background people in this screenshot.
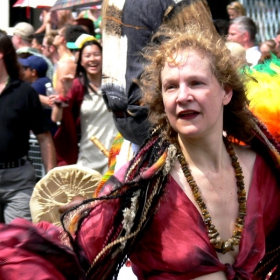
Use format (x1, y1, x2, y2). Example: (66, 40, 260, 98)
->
(226, 1, 246, 20)
(65, 25, 90, 62)
(258, 39, 280, 64)
(225, 41, 247, 66)
(42, 30, 59, 68)
(18, 55, 58, 137)
(74, 18, 96, 37)
(52, 36, 117, 173)
(52, 25, 76, 97)
(32, 33, 45, 54)
(12, 22, 53, 80)
(227, 16, 261, 66)
(76, 5, 102, 41)
(0, 31, 56, 223)
(35, 8, 58, 34)
(274, 29, 280, 49)
(259, 39, 277, 56)
(213, 19, 229, 38)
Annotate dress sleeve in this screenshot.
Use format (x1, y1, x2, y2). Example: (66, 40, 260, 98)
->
(0, 218, 85, 280)
(71, 161, 130, 271)
(75, 198, 121, 267)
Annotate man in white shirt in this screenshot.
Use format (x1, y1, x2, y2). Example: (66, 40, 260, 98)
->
(227, 16, 261, 66)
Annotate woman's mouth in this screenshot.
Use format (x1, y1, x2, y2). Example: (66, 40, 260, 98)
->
(178, 110, 199, 120)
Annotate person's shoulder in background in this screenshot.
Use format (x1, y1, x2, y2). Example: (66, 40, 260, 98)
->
(32, 77, 52, 95)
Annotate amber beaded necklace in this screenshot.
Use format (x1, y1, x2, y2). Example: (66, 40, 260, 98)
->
(176, 139, 247, 254)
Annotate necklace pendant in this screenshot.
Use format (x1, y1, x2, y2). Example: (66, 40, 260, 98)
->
(216, 239, 235, 254)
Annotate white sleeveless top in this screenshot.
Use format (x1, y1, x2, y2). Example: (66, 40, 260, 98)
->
(77, 89, 117, 175)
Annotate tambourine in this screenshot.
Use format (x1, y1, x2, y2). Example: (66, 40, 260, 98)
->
(30, 165, 102, 227)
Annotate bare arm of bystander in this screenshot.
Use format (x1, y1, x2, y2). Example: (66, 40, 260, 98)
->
(55, 59, 76, 97)
(36, 131, 57, 172)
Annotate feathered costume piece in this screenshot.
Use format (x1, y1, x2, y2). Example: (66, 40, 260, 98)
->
(245, 55, 280, 142)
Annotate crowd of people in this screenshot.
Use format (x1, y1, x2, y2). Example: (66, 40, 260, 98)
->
(0, 0, 280, 279)
(0, 6, 117, 224)
(225, 1, 280, 66)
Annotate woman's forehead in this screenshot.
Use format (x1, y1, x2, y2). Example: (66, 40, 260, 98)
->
(164, 49, 209, 67)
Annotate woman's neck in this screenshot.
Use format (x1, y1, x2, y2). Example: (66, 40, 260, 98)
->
(0, 66, 9, 84)
(177, 133, 229, 173)
(58, 46, 72, 60)
(87, 73, 101, 87)
(0, 68, 9, 94)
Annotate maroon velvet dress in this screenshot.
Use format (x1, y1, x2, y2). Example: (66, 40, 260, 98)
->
(76, 154, 280, 279)
(0, 154, 279, 279)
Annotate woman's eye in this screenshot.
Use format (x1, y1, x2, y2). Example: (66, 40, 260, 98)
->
(191, 81, 203, 86)
(165, 84, 177, 91)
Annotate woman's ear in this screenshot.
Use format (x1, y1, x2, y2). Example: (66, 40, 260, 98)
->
(0, 52, 3, 60)
(223, 85, 233, 105)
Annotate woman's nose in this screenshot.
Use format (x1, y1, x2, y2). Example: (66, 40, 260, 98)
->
(176, 85, 192, 103)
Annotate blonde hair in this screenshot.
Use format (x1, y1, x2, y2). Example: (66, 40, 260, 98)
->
(225, 41, 247, 66)
(227, 1, 246, 17)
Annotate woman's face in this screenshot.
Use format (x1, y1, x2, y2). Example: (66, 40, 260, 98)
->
(161, 50, 232, 140)
(81, 44, 102, 76)
(227, 8, 239, 20)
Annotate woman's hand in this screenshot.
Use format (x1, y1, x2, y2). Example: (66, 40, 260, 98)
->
(59, 195, 86, 214)
(61, 74, 75, 94)
(48, 95, 57, 107)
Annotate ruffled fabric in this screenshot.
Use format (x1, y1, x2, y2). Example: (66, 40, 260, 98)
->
(0, 218, 85, 280)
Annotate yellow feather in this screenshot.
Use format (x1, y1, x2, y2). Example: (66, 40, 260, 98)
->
(246, 63, 280, 141)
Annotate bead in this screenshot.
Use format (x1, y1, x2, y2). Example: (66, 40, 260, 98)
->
(209, 224, 216, 230)
(238, 189, 246, 196)
(210, 238, 218, 244)
(187, 175, 194, 181)
(202, 209, 209, 215)
(203, 217, 212, 224)
(237, 182, 245, 188)
(208, 232, 219, 239)
(189, 182, 197, 188)
(208, 228, 217, 234)
(193, 192, 200, 199)
(236, 167, 242, 173)
(231, 155, 238, 161)
(236, 218, 244, 225)
(238, 197, 246, 203)
(233, 236, 241, 243)
(239, 203, 246, 210)
(198, 202, 206, 209)
(203, 213, 211, 219)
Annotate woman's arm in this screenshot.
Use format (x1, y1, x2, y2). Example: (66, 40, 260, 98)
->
(51, 101, 63, 122)
(38, 94, 50, 107)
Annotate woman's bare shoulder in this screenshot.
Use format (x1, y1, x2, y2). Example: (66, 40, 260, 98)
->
(232, 143, 257, 168)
